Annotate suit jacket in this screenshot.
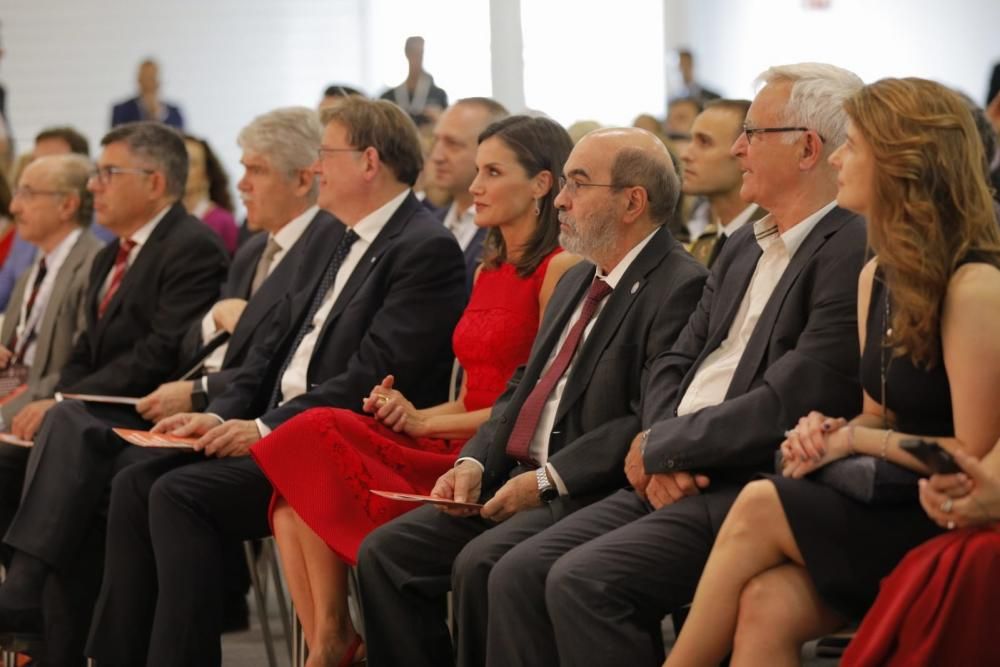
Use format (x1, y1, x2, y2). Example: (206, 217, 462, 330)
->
(176, 210, 339, 400)
(641, 206, 867, 483)
(110, 97, 184, 129)
(461, 227, 708, 497)
(208, 192, 467, 430)
(55, 203, 229, 396)
(0, 231, 104, 422)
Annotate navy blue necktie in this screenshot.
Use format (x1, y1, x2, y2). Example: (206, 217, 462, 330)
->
(268, 229, 359, 408)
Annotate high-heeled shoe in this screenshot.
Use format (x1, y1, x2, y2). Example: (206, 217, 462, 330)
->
(337, 633, 365, 667)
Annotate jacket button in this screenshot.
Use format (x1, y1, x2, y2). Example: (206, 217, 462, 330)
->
(665, 459, 675, 469)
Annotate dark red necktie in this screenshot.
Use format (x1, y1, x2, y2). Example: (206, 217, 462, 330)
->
(505, 278, 613, 464)
(98, 238, 136, 318)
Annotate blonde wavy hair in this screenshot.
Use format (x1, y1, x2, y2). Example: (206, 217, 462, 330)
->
(845, 77, 1000, 367)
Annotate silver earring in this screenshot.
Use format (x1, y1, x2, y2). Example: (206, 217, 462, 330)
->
(534, 200, 541, 216)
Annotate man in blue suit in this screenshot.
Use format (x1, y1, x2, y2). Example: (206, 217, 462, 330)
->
(110, 59, 184, 129)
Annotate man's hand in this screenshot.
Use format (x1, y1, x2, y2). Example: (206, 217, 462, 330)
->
(11, 399, 57, 440)
(625, 431, 651, 498)
(136, 381, 195, 423)
(212, 299, 248, 334)
(0, 344, 13, 369)
(152, 412, 222, 438)
(196, 419, 262, 458)
(645, 472, 710, 510)
(481, 470, 540, 523)
(429, 460, 483, 517)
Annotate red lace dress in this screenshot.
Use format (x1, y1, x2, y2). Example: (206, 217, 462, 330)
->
(250, 249, 560, 564)
(842, 527, 1000, 666)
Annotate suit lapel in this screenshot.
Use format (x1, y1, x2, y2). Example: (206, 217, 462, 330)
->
(32, 234, 92, 375)
(553, 230, 672, 424)
(522, 268, 593, 390)
(726, 207, 851, 396)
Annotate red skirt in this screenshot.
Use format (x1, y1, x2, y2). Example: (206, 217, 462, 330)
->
(842, 527, 1000, 666)
(250, 407, 464, 565)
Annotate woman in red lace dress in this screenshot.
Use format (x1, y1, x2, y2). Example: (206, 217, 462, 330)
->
(251, 115, 577, 666)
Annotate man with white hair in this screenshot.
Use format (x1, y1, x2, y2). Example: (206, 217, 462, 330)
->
(484, 63, 869, 667)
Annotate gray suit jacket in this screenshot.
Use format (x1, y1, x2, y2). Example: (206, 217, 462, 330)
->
(0, 230, 105, 422)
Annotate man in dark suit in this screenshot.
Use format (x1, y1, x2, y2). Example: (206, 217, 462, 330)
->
(110, 59, 184, 129)
(485, 64, 868, 667)
(0, 154, 104, 541)
(0, 121, 228, 644)
(428, 97, 509, 291)
(85, 97, 467, 666)
(357, 127, 709, 667)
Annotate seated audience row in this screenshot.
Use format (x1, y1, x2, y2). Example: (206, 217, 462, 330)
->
(0, 61, 996, 667)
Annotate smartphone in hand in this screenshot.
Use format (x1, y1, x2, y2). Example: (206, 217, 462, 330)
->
(899, 439, 962, 474)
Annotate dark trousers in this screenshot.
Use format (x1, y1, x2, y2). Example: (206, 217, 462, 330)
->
(486, 486, 742, 667)
(0, 443, 29, 565)
(357, 493, 603, 667)
(86, 454, 272, 667)
(0, 400, 160, 666)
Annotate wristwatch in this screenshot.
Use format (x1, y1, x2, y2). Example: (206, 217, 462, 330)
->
(190, 383, 209, 412)
(536, 466, 559, 503)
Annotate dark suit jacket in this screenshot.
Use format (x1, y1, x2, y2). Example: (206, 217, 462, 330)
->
(641, 206, 867, 483)
(208, 192, 466, 430)
(461, 227, 708, 497)
(55, 203, 229, 396)
(176, 210, 338, 400)
(0, 231, 104, 422)
(110, 97, 184, 129)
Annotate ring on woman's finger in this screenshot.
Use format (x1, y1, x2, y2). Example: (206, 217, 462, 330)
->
(947, 520, 956, 530)
(941, 499, 954, 513)
(377, 395, 389, 406)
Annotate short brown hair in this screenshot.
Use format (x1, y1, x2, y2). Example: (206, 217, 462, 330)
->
(35, 126, 90, 156)
(320, 97, 424, 186)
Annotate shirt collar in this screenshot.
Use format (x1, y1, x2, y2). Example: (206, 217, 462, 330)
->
(43, 228, 83, 266)
(597, 226, 660, 289)
(128, 204, 172, 247)
(752, 201, 836, 258)
(350, 189, 410, 244)
(720, 203, 759, 237)
(272, 205, 320, 251)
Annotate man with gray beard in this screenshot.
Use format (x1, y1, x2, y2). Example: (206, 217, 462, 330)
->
(357, 128, 709, 667)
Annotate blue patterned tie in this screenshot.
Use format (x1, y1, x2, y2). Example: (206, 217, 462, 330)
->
(268, 228, 359, 408)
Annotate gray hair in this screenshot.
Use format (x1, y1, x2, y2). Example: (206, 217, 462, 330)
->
(34, 154, 94, 225)
(756, 63, 863, 155)
(238, 107, 322, 199)
(101, 121, 188, 199)
(610, 147, 681, 226)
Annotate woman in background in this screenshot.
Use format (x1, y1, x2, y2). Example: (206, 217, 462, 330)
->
(183, 135, 238, 254)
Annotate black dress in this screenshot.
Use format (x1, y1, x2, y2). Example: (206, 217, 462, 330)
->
(768, 262, 972, 620)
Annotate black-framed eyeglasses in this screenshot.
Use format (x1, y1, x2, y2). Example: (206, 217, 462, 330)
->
(12, 187, 71, 200)
(742, 125, 825, 144)
(558, 176, 621, 197)
(317, 146, 363, 160)
(89, 165, 155, 185)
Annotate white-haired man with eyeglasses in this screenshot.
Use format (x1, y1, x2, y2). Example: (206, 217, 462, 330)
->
(482, 62, 870, 667)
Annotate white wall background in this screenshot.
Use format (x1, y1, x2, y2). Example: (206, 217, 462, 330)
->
(2, 0, 999, 211)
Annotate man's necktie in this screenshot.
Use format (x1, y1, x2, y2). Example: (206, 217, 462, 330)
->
(98, 238, 136, 318)
(8, 258, 48, 358)
(505, 278, 613, 464)
(267, 229, 359, 408)
(249, 237, 282, 297)
(707, 232, 727, 267)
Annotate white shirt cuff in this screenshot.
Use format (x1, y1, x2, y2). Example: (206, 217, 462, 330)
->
(255, 418, 271, 438)
(206, 413, 225, 425)
(201, 310, 220, 343)
(545, 462, 569, 496)
(455, 456, 484, 472)
(200, 376, 209, 392)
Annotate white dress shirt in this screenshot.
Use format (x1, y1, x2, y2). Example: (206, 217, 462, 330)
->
(254, 190, 409, 436)
(14, 228, 83, 367)
(720, 203, 758, 238)
(442, 203, 478, 251)
(198, 205, 318, 376)
(676, 201, 835, 416)
(99, 204, 171, 299)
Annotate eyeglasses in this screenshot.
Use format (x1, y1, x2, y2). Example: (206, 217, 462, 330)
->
(89, 165, 154, 185)
(317, 147, 363, 160)
(742, 125, 826, 144)
(558, 176, 622, 197)
(12, 187, 70, 200)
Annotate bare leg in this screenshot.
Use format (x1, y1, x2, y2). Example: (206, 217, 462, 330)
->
(664, 480, 815, 667)
(273, 499, 317, 645)
(276, 503, 361, 667)
(730, 564, 844, 667)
